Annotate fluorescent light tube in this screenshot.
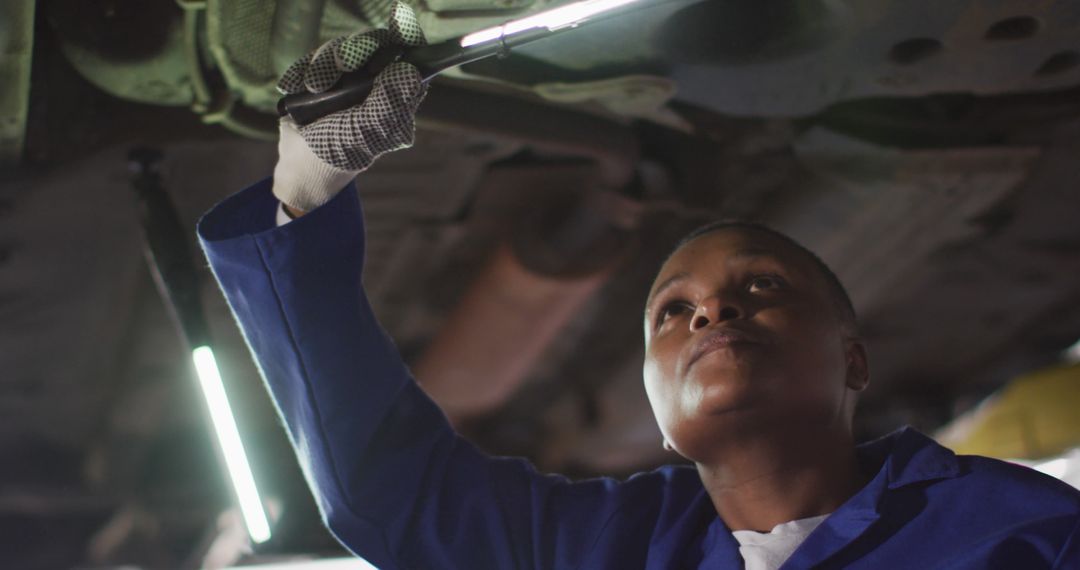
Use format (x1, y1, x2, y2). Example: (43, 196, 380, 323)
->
(226, 557, 379, 570)
(461, 0, 644, 47)
(192, 346, 272, 544)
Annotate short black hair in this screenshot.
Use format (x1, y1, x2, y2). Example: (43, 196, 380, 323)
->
(671, 220, 858, 335)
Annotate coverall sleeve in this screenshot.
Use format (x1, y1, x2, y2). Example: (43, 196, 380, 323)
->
(196, 178, 664, 570)
(1053, 516, 1080, 569)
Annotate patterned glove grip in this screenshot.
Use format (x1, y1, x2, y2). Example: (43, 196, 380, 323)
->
(275, 1, 428, 172)
(295, 63, 427, 171)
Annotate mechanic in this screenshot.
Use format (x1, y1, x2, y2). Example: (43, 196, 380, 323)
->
(197, 4, 1080, 568)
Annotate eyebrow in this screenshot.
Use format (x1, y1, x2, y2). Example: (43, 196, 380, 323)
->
(644, 249, 785, 310)
(647, 272, 689, 309)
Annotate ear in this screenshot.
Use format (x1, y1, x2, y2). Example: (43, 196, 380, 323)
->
(844, 339, 870, 392)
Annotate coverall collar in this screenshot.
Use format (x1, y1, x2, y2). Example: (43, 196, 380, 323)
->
(685, 426, 963, 569)
(879, 426, 962, 489)
(782, 426, 963, 568)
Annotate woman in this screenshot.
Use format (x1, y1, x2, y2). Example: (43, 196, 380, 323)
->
(197, 5, 1080, 568)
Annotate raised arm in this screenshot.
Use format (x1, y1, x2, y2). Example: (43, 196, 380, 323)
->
(196, 4, 702, 568)
(198, 177, 706, 569)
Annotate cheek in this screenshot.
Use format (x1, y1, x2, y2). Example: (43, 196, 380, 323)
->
(772, 315, 849, 400)
(643, 332, 681, 377)
(643, 349, 679, 430)
(642, 354, 667, 407)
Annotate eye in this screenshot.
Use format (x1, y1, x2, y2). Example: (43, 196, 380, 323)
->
(748, 274, 786, 292)
(655, 301, 693, 328)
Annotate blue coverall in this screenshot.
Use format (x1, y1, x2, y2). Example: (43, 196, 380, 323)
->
(198, 178, 1080, 569)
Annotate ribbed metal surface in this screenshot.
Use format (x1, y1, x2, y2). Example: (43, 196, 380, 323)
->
(207, 0, 278, 107)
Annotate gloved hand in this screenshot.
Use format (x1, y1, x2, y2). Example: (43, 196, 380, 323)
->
(272, 1, 428, 213)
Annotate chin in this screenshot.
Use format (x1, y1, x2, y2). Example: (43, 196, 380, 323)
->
(667, 405, 767, 463)
(683, 361, 761, 413)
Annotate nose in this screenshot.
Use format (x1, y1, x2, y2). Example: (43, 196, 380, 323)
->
(690, 296, 742, 331)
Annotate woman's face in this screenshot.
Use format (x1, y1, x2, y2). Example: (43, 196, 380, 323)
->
(642, 228, 867, 462)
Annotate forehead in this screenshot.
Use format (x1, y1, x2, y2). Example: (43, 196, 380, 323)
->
(652, 228, 815, 292)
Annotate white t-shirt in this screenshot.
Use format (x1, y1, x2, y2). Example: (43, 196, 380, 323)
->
(276, 203, 294, 226)
(731, 514, 830, 570)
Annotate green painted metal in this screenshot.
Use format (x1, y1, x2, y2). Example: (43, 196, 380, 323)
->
(0, 0, 35, 165)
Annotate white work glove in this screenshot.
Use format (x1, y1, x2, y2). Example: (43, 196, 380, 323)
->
(272, 1, 428, 212)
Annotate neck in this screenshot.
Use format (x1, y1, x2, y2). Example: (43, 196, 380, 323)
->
(696, 425, 866, 532)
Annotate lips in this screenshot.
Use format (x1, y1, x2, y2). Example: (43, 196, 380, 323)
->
(687, 327, 765, 368)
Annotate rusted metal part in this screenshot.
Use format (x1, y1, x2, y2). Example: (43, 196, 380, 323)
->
(394, 84, 643, 418)
(415, 243, 613, 419)
(415, 166, 643, 420)
(417, 83, 640, 187)
(661, 0, 1080, 117)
